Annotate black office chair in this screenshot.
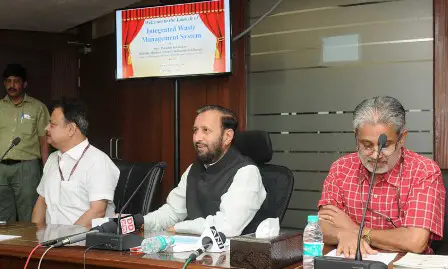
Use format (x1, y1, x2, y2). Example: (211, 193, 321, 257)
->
(233, 130, 295, 234)
(113, 161, 166, 215)
(431, 177, 448, 254)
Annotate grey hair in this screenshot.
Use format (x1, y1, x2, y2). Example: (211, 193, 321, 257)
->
(353, 96, 406, 134)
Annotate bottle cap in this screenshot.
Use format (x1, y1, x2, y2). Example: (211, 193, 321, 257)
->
(308, 215, 319, 223)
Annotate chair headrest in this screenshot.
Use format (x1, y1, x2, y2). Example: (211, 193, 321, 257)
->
(233, 130, 273, 164)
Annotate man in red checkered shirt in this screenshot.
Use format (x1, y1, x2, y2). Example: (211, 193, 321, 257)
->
(318, 96, 445, 258)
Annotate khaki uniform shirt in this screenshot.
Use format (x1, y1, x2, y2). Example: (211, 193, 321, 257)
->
(0, 94, 50, 160)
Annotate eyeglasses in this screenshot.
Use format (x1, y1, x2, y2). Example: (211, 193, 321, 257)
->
(359, 160, 404, 228)
(357, 133, 403, 157)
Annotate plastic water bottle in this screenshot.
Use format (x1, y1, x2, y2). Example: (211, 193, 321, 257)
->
(141, 235, 175, 254)
(303, 215, 323, 269)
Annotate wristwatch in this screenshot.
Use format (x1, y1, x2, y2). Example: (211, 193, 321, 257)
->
(362, 228, 372, 245)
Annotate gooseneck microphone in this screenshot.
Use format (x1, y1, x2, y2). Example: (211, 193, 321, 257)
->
(355, 133, 387, 261)
(314, 134, 388, 269)
(0, 137, 21, 162)
(85, 162, 166, 251)
(115, 162, 166, 235)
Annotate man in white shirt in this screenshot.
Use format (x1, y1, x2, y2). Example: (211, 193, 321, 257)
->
(31, 99, 119, 228)
(144, 105, 266, 237)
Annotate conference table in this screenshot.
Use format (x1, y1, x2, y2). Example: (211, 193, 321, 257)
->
(0, 222, 402, 269)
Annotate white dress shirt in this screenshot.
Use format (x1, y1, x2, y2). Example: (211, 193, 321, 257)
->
(36, 139, 120, 225)
(144, 164, 266, 237)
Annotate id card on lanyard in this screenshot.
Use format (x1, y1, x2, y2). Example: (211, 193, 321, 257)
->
(58, 144, 90, 182)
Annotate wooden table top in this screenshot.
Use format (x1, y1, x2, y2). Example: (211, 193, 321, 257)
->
(0, 222, 401, 269)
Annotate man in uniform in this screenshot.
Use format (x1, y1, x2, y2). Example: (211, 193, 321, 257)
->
(0, 64, 50, 221)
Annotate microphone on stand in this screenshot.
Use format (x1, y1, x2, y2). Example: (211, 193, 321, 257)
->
(315, 134, 388, 269)
(0, 137, 21, 162)
(40, 214, 144, 247)
(354, 133, 387, 261)
(115, 162, 166, 235)
(86, 162, 166, 251)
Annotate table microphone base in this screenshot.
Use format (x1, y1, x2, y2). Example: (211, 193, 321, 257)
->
(314, 256, 388, 269)
(86, 232, 144, 251)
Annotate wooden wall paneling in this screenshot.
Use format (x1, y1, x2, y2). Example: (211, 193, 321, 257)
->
(79, 35, 121, 154)
(159, 83, 175, 204)
(178, 0, 249, 171)
(0, 49, 53, 107)
(52, 47, 79, 101)
(0, 30, 79, 107)
(434, 0, 448, 168)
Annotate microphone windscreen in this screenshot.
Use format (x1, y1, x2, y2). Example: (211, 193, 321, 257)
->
(202, 236, 214, 251)
(98, 220, 118, 233)
(11, 137, 21, 146)
(378, 134, 387, 148)
(133, 214, 144, 228)
(202, 236, 213, 245)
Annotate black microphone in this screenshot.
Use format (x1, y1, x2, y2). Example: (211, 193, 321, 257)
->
(40, 215, 143, 247)
(189, 236, 214, 261)
(115, 162, 166, 235)
(41, 230, 89, 247)
(116, 164, 135, 216)
(0, 137, 21, 162)
(86, 162, 166, 251)
(354, 133, 387, 261)
(315, 134, 388, 269)
(53, 221, 117, 247)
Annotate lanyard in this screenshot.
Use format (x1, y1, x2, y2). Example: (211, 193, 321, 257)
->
(58, 144, 90, 181)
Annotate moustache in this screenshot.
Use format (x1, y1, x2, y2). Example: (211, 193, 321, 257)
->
(367, 158, 387, 164)
(7, 88, 17, 91)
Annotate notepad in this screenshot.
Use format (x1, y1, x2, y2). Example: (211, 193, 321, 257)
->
(0, 235, 21, 241)
(326, 249, 398, 265)
(393, 252, 448, 269)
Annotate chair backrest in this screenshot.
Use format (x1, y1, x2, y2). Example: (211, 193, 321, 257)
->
(113, 161, 166, 215)
(233, 130, 295, 234)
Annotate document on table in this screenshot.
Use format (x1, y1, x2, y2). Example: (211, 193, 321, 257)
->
(0, 235, 21, 241)
(172, 235, 201, 252)
(326, 249, 398, 265)
(393, 252, 448, 269)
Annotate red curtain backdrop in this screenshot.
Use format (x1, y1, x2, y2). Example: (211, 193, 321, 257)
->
(199, 0, 226, 72)
(121, 0, 226, 77)
(122, 9, 145, 78)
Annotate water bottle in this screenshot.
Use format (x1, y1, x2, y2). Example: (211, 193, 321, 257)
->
(303, 215, 323, 269)
(141, 235, 175, 254)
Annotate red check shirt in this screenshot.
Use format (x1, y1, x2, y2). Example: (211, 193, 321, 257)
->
(318, 148, 445, 253)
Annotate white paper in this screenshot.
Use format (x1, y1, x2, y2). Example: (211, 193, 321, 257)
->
(0, 235, 21, 241)
(394, 252, 448, 268)
(172, 235, 201, 252)
(326, 249, 397, 265)
(255, 218, 280, 238)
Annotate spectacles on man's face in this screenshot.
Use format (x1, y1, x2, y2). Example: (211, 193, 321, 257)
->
(357, 133, 403, 157)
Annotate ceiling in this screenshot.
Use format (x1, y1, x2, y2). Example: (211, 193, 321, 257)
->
(0, 0, 143, 33)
